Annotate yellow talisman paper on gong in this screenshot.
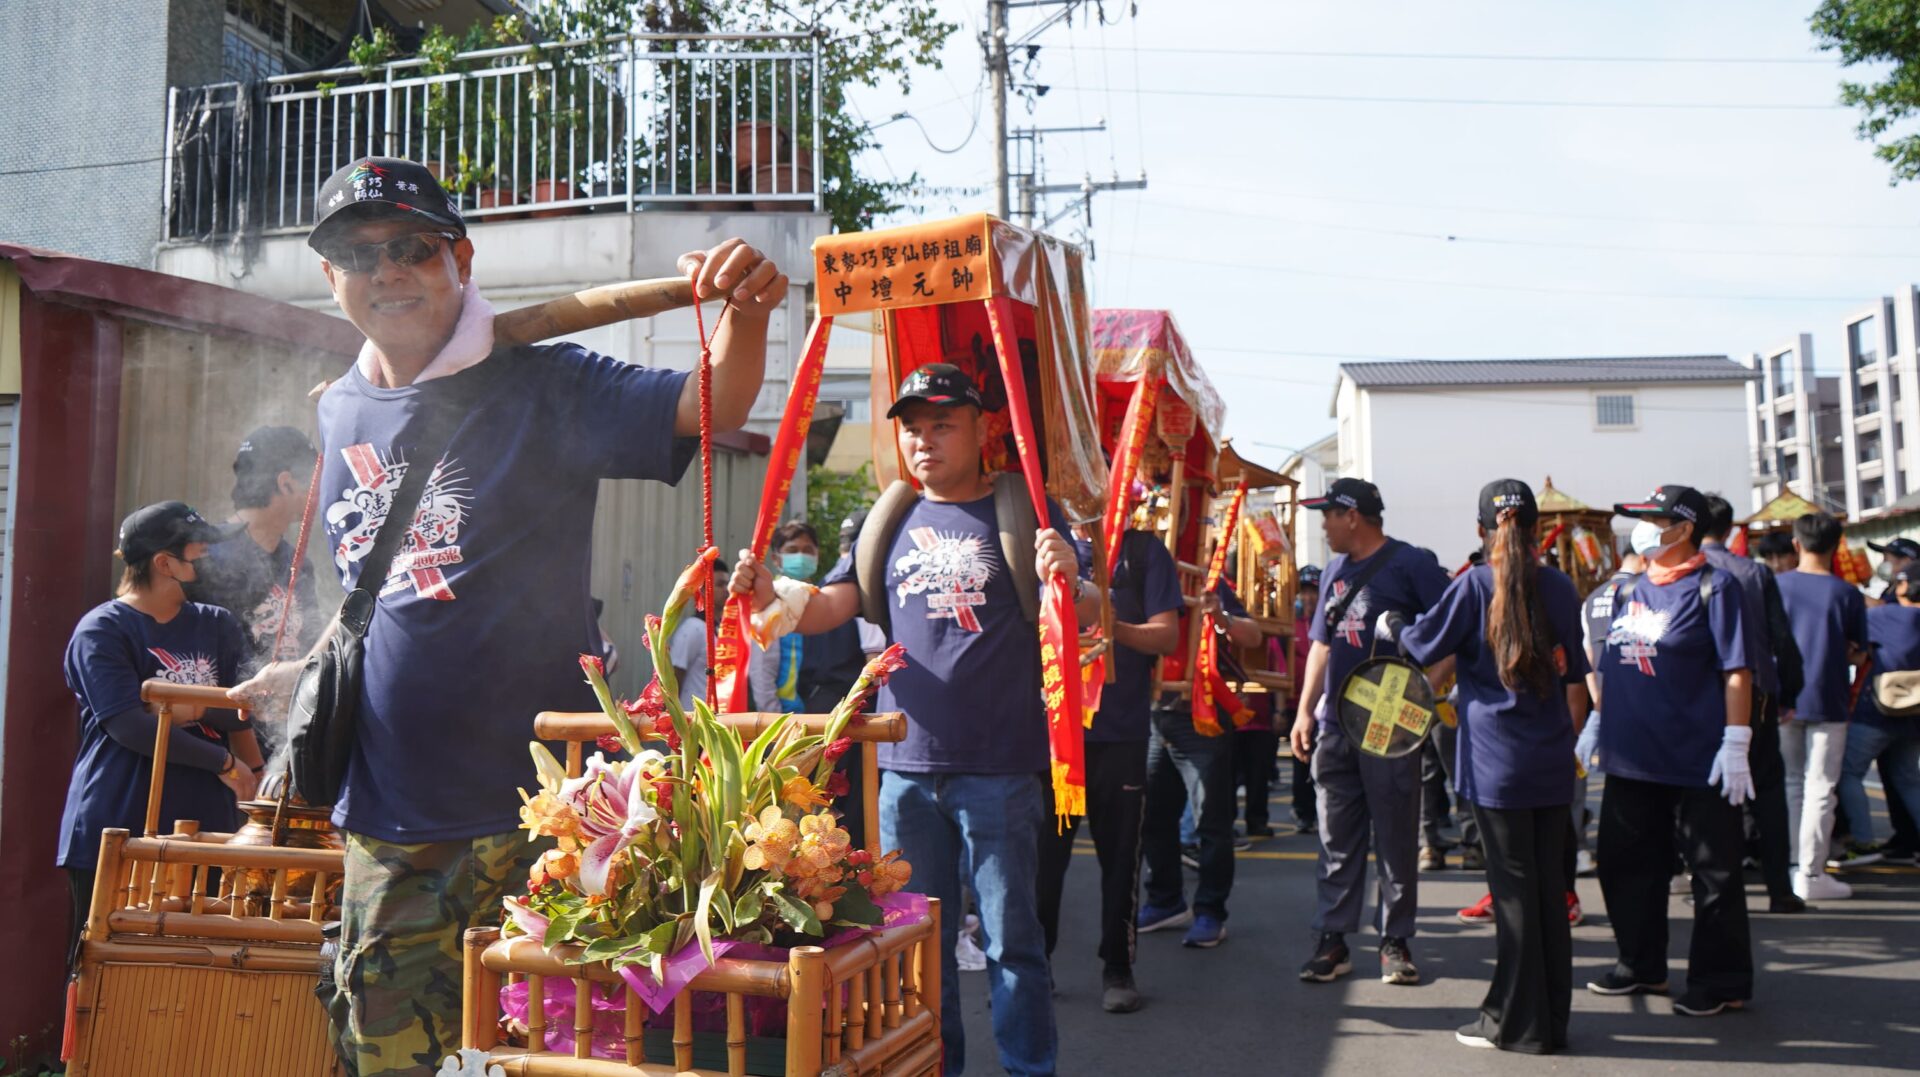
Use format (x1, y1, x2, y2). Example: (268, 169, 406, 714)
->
(1343, 668, 1395, 755)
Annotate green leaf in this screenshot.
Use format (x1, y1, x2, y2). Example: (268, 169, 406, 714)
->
(731, 889, 764, 927)
(693, 868, 723, 966)
(578, 934, 639, 963)
(830, 885, 884, 927)
(769, 889, 822, 936)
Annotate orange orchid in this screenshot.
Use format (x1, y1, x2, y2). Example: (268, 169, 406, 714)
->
(741, 805, 798, 872)
(519, 790, 582, 843)
(781, 775, 832, 810)
(867, 851, 912, 897)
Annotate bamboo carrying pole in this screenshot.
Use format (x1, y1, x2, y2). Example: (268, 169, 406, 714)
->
(784, 946, 827, 1075)
(492, 278, 696, 347)
(139, 680, 253, 837)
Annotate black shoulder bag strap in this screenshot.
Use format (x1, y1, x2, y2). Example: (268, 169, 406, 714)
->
(1321, 538, 1403, 635)
(287, 351, 511, 805)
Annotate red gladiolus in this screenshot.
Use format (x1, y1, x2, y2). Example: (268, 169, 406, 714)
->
(595, 732, 623, 754)
(578, 653, 606, 678)
(868, 643, 908, 681)
(624, 678, 667, 720)
(824, 736, 853, 762)
(825, 770, 850, 798)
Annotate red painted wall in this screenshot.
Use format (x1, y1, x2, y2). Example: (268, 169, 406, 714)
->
(0, 291, 123, 1057)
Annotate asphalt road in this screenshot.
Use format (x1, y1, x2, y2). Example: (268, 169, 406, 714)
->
(955, 772, 1920, 1075)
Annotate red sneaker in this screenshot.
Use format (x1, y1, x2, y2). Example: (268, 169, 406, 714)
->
(1456, 893, 1495, 924)
(1566, 891, 1584, 926)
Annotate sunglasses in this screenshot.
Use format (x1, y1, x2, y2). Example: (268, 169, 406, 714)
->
(322, 231, 460, 274)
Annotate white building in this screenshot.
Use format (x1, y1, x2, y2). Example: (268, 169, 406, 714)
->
(1330, 356, 1757, 567)
(1280, 431, 1338, 570)
(1742, 285, 1920, 521)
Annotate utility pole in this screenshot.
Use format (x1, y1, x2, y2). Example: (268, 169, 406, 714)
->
(988, 0, 1010, 219)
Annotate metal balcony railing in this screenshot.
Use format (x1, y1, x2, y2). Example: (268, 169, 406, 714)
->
(164, 32, 822, 242)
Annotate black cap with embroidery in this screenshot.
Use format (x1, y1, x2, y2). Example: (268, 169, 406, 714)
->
(1869, 537, 1920, 559)
(118, 501, 242, 564)
(1477, 478, 1539, 530)
(308, 156, 466, 254)
(1302, 477, 1385, 516)
(1613, 484, 1709, 524)
(886, 362, 992, 418)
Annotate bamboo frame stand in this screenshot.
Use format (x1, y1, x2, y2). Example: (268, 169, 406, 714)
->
(65, 680, 343, 1076)
(473, 710, 942, 1076)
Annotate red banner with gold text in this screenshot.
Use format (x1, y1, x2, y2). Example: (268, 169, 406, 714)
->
(1191, 480, 1248, 736)
(711, 316, 835, 713)
(984, 295, 1086, 818)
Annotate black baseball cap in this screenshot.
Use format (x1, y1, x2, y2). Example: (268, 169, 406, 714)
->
(885, 363, 992, 419)
(1614, 484, 1709, 525)
(1298, 564, 1322, 587)
(1478, 478, 1539, 530)
(1302, 477, 1385, 516)
(234, 425, 315, 480)
(1869, 537, 1920, 559)
(308, 156, 466, 254)
(118, 501, 242, 564)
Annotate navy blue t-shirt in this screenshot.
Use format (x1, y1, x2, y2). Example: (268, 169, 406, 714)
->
(186, 533, 321, 674)
(1091, 530, 1184, 742)
(317, 344, 693, 841)
(58, 601, 247, 867)
(1309, 539, 1451, 725)
(823, 493, 1072, 773)
(1597, 570, 1747, 788)
(1402, 564, 1589, 809)
(1775, 570, 1867, 722)
(1854, 604, 1920, 727)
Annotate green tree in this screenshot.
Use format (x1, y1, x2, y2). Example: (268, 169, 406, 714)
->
(805, 462, 879, 565)
(1811, 0, 1920, 182)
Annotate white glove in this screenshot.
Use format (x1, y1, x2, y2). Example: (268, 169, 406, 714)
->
(1707, 725, 1754, 806)
(747, 575, 816, 644)
(1575, 713, 1601, 770)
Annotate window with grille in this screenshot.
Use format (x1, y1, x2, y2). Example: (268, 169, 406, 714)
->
(1595, 394, 1636, 428)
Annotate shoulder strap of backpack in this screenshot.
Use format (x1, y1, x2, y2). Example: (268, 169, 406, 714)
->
(855, 479, 921, 636)
(993, 472, 1041, 625)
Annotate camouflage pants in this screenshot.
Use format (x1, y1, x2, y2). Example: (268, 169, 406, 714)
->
(325, 830, 535, 1077)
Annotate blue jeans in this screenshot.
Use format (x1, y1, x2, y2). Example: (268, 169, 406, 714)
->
(880, 770, 1056, 1077)
(1142, 706, 1236, 919)
(1836, 722, 1920, 845)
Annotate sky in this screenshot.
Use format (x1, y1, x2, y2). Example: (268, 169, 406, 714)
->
(842, 0, 1920, 465)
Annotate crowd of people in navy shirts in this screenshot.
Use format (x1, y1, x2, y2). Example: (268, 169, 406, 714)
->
(49, 154, 1920, 1076)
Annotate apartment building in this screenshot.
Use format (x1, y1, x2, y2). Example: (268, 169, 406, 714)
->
(1746, 334, 1845, 514)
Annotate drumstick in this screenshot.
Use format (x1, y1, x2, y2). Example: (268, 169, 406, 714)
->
(308, 277, 702, 398)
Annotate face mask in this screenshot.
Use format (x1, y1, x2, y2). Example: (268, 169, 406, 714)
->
(1629, 519, 1674, 559)
(779, 552, 819, 579)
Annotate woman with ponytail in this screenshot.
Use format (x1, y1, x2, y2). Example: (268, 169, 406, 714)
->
(1403, 479, 1591, 1053)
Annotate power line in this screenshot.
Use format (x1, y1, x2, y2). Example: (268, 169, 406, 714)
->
(1165, 180, 1920, 233)
(1108, 248, 1874, 303)
(1055, 45, 1833, 65)
(1050, 84, 1845, 111)
(1137, 198, 1920, 260)
(0, 155, 169, 177)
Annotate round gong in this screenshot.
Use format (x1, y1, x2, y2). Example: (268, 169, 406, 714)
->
(1335, 656, 1439, 759)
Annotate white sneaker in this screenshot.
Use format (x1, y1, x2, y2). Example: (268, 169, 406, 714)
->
(1794, 872, 1853, 902)
(956, 914, 988, 971)
(1576, 849, 1597, 877)
(1669, 873, 1691, 895)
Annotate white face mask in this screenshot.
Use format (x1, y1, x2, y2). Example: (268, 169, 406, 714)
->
(1630, 519, 1675, 559)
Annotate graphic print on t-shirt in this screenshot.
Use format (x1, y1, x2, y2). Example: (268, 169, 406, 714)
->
(1608, 600, 1670, 675)
(148, 647, 219, 686)
(246, 585, 302, 660)
(326, 443, 469, 600)
(1330, 579, 1371, 647)
(893, 525, 996, 632)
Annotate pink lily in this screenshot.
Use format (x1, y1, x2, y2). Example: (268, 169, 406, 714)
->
(560, 754, 662, 896)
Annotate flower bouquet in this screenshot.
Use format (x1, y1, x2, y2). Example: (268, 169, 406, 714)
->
(503, 548, 913, 987)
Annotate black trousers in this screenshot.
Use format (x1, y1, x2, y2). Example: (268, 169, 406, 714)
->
(1036, 739, 1148, 971)
(1746, 694, 1794, 899)
(1598, 775, 1754, 1002)
(1469, 804, 1571, 1054)
(1291, 755, 1318, 826)
(1233, 728, 1279, 831)
(68, 868, 94, 972)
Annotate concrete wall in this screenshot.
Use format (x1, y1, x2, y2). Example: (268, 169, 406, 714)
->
(1352, 382, 1753, 568)
(0, 0, 198, 266)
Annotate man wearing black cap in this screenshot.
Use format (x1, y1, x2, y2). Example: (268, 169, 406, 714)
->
(1697, 493, 1805, 912)
(1867, 537, 1920, 602)
(59, 503, 259, 962)
(231, 155, 786, 1076)
(732, 362, 1096, 1076)
(185, 426, 322, 679)
(1289, 478, 1450, 986)
(1853, 537, 1920, 863)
